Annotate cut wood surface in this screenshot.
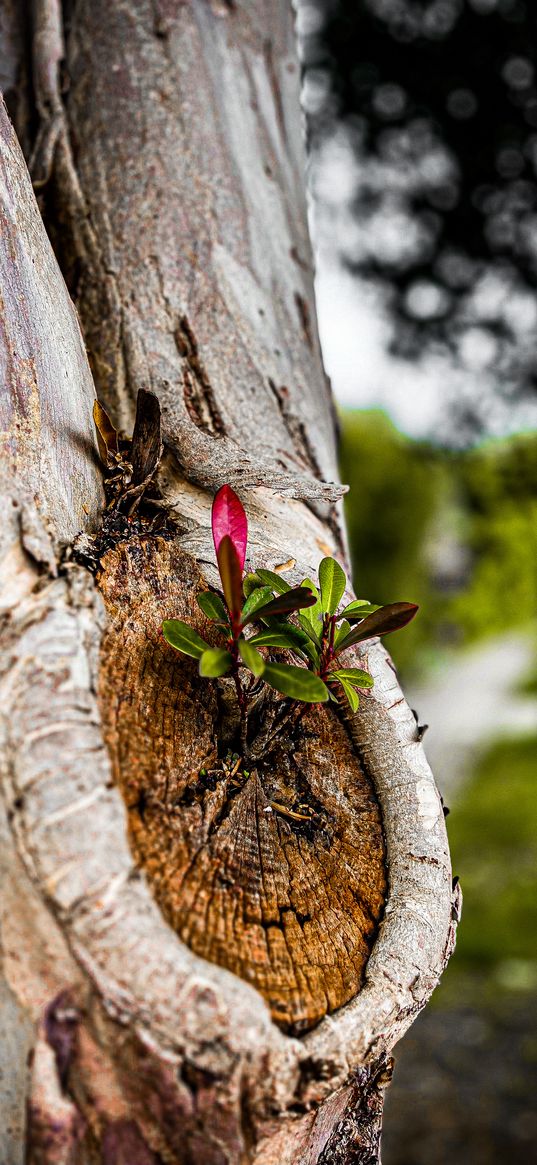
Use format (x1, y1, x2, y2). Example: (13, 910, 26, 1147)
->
(98, 538, 386, 1034)
(0, 3, 459, 1162)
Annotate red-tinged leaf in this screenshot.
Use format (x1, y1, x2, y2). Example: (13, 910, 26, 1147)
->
(243, 586, 316, 625)
(337, 602, 419, 652)
(217, 535, 244, 625)
(339, 600, 380, 622)
(241, 587, 274, 623)
(212, 485, 248, 570)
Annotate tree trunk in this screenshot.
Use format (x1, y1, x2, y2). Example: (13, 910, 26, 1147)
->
(0, 3, 461, 1162)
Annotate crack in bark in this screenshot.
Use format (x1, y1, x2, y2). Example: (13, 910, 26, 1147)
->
(294, 290, 313, 350)
(267, 378, 324, 482)
(262, 37, 287, 146)
(175, 315, 226, 437)
(317, 1058, 392, 1165)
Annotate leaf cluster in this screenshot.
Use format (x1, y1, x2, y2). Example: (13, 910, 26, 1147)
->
(162, 485, 418, 714)
(246, 556, 417, 712)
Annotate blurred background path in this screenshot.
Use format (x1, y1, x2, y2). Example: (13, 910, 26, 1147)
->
(408, 629, 537, 796)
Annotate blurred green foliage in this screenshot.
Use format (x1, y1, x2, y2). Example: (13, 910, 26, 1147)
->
(339, 409, 537, 674)
(340, 408, 537, 1004)
(434, 733, 537, 1013)
(448, 734, 537, 975)
(518, 665, 537, 697)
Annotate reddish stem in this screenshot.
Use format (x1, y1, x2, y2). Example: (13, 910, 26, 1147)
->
(229, 634, 248, 748)
(319, 614, 337, 680)
(328, 615, 336, 657)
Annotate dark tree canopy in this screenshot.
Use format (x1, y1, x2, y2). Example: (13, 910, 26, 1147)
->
(302, 0, 537, 435)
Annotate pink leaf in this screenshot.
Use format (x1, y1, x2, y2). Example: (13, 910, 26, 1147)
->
(211, 485, 248, 571)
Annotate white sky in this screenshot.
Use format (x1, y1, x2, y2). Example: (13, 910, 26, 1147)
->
(315, 260, 449, 437)
(315, 257, 537, 442)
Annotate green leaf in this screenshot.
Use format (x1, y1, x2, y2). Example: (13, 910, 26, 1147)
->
(217, 535, 244, 623)
(338, 677, 360, 713)
(318, 556, 347, 615)
(243, 572, 262, 598)
(331, 667, 374, 688)
(241, 586, 274, 623)
(197, 591, 229, 624)
(249, 632, 300, 650)
(238, 637, 265, 677)
(254, 568, 292, 594)
(162, 620, 210, 660)
(300, 640, 321, 666)
(199, 648, 233, 677)
(263, 663, 328, 703)
(243, 587, 316, 625)
(250, 623, 311, 651)
(334, 619, 351, 649)
(297, 613, 321, 646)
(337, 603, 419, 652)
(251, 622, 319, 666)
(339, 600, 381, 622)
(297, 578, 322, 643)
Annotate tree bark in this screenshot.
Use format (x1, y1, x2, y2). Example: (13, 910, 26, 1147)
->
(0, 3, 461, 1162)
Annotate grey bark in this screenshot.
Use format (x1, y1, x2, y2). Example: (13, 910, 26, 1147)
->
(0, 3, 460, 1162)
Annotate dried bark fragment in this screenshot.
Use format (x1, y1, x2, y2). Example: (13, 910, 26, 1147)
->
(0, 96, 102, 581)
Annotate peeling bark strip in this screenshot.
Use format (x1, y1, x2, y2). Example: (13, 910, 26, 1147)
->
(0, 3, 458, 1163)
(0, 93, 102, 585)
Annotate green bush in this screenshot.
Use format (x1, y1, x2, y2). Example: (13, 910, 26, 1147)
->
(447, 735, 537, 982)
(450, 440, 537, 641)
(339, 409, 441, 670)
(339, 410, 537, 673)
